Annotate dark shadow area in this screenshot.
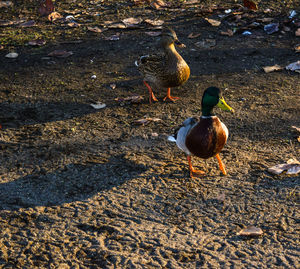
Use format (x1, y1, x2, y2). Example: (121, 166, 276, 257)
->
(0, 154, 147, 210)
(0, 101, 96, 129)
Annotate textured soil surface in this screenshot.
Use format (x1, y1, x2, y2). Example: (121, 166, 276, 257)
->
(0, 1, 299, 268)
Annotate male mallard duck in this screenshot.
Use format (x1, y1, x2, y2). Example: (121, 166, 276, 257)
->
(168, 87, 234, 178)
(135, 27, 190, 103)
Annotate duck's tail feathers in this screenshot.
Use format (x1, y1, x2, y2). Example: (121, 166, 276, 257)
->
(167, 136, 177, 142)
(135, 55, 150, 67)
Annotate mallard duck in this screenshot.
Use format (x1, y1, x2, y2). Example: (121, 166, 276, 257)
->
(135, 27, 190, 103)
(168, 87, 234, 178)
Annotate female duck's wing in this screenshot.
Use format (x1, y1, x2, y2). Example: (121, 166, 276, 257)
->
(135, 53, 167, 77)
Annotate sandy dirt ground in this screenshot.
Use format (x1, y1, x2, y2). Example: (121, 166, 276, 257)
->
(0, 0, 299, 268)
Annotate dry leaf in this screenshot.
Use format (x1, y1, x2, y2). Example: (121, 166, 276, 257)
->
(220, 29, 234, 36)
(0, 1, 13, 8)
(292, 126, 300, 133)
(110, 83, 116, 90)
(87, 26, 102, 33)
(5, 52, 18, 58)
(268, 159, 300, 175)
(243, 0, 258, 10)
(68, 22, 80, 28)
(0, 45, 4, 50)
(28, 39, 46, 46)
(294, 45, 300, 52)
(291, 126, 300, 142)
(145, 31, 161, 36)
(115, 95, 144, 103)
(258, 18, 273, 23)
(286, 61, 300, 72)
(150, 0, 169, 10)
(237, 226, 263, 236)
(262, 64, 283, 73)
(205, 18, 221, 27)
(107, 22, 126, 29)
(48, 12, 62, 22)
(144, 19, 164, 26)
(295, 28, 300, 37)
(122, 17, 143, 27)
(48, 50, 73, 58)
(19, 20, 36, 27)
(134, 117, 162, 125)
(90, 102, 106, 109)
(188, 33, 201, 39)
(195, 39, 216, 48)
(0, 19, 14, 26)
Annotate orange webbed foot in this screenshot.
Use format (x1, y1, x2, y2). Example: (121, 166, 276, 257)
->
(187, 156, 205, 178)
(216, 154, 227, 176)
(163, 88, 180, 102)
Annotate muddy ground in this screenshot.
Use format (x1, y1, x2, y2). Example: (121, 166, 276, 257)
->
(0, 0, 299, 268)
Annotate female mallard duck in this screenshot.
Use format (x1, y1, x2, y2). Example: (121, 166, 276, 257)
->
(168, 87, 234, 178)
(135, 27, 190, 103)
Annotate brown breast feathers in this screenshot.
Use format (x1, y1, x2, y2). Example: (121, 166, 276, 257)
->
(185, 117, 227, 159)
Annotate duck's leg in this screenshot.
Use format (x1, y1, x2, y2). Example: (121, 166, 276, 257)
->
(187, 155, 205, 178)
(163, 88, 180, 102)
(143, 81, 158, 104)
(216, 154, 227, 175)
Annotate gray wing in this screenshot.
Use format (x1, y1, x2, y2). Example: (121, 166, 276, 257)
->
(168, 117, 198, 155)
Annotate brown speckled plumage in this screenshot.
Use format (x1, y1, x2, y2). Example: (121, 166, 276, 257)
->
(136, 27, 190, 102)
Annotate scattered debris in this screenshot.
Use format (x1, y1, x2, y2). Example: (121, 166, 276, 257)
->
(5, 52, 18, 58)
(115, 95, 144, 104)
(145, 31, 161, 36)
(0, 45, 3, 50)
(195, 39, 216, 48)
(0, 1, 13, 8)
(237, 226, 263, 236)
(150, 0, 169, 10)
(289, 10, 297, 19)
(104, 34, 120, 41)
(90, 102, 106, 109)
(291, 126, 300, 142)
(110, 83, 116, 90)
(220, 29, 234, 36)
(107, 22, 126, 29)
(144, 19, 164, 26)
(134, 117, 162, 125)
(122, 17, 143, 28)
(295, 28, 300, 37)
(242, 31, 252, 36)
(268, 159, 300, 175)
(48, 12, 62, 22)
(28, 39, 46, 46)
(225, 9, 232, 14)
(68, 22, 80, 28)
(151, 132, 159, 137)
(87, 26, 102, 33)
(188, 33, 201, 39)
(91, 75, 97, 79)
(286, 61, 300, 73)
(262, 64, 283, 73)
(48, 50, 73, 58)
(19, 20, 36, 27)
(205, 18, 221, 27)
(264, 23, 279, 34)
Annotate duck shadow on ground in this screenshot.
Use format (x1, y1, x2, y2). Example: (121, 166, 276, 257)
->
(0, 154, 147, 210)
